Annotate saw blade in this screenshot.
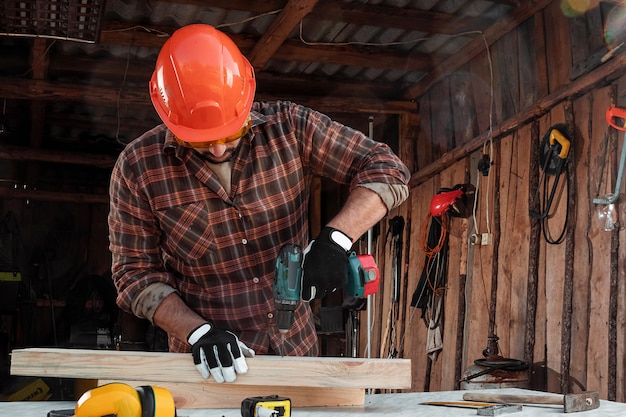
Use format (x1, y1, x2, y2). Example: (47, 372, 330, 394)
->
(421, 401, 502, 409)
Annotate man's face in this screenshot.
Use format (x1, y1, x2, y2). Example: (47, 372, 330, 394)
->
(195, 139, 242, 163)
(175, 114, 251, 163)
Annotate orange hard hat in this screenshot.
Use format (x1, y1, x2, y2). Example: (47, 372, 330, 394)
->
(149, 24, 256, 143)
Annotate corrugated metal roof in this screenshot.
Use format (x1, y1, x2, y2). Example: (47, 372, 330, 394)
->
(0, 0, 518, 159)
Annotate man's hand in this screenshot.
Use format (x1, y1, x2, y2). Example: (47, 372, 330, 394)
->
(187, 323, 255, 383)
(301, 226, 353, 301)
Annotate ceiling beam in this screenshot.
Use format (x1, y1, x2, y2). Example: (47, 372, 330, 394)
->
(98, 22, 436, 73)
(271, 39, 433, 72)
(0, 77, 415, 115)
(309, 0, 496, 35)
(48, 55, 404, 99)
(248, 0, 319, 70)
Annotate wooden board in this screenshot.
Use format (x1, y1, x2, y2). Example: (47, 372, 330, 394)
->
(10, 348, 411, 389)
(98, 380, 365, 408)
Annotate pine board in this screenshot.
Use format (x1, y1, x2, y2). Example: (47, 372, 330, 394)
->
(10, 348, 411, 389)
(98, 380, 365, 408)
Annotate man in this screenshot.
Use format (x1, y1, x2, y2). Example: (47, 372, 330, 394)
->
(108, 24, 410, 384)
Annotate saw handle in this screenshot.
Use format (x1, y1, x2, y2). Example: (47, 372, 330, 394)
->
(548, 129, 570, 159)
(606, 106, 626, 131)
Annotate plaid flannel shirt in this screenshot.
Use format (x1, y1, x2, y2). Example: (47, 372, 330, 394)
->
(109, 101, 410, 354)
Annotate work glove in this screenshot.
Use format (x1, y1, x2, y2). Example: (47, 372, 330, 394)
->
(301, 226, 353, 301)
(187, 323, 255, 383)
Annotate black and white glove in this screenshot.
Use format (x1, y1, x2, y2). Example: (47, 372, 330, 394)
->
(301, 226, 353, 301)
(187, 323, 255, 383)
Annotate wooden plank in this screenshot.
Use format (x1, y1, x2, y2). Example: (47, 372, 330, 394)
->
(518, 18, 539, 111)
(409, 36, 626, 188)
(247, 0, 318, 69)
(98, 380, 364, 408)
(494, 30, 520, 121)
(436, 161, 469, 391)
(541, 108, 566, 394)
(586, 86, 613, 399)
(569, 94, 593, 395)
(616, 71, 626, 403)
(468, 51, 493, 135)
(498, 127, 531, 362)
(463, 141, 497, 370)
(526, 121, 543, 387)
(544, 1, 573, 94)
(430, 78, 454, 159)
(10, 348, 411, 389)
(417, 91, 434, 170)
(404, 179, 437, 391)
(405, 0, 555, 99)
(0, 77, 415, 116)
(450, 66, 479, 146)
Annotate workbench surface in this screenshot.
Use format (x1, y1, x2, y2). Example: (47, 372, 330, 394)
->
(1, 388, 623, 416)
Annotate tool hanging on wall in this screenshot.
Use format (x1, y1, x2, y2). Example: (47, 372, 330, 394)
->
(594, 106, 626, 207)
(411, 184, 474, 361)
(529, 125, 571, 245)
(381, 216, 404, 359)
(387, 216, 405, 304)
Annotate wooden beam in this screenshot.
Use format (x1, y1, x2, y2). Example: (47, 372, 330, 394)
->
(273, 39, 433, 72)
(98, 380, 365, 408)
(48, 55, 404, 100)
(248, 0, 319, 70)
(0, 77, 414, 115)
(11, 348, 412, 389)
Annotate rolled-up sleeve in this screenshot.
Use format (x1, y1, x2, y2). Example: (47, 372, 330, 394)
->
(108, 148, 178, 315)
(290, 102, 410, 206)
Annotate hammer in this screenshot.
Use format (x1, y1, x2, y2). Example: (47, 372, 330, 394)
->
(463, 391, 600, 413)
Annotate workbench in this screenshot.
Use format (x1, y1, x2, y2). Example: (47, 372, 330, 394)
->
(1, 388, 624, 416)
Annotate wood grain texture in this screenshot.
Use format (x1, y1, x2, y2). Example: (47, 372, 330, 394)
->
(98, 380, 365, 408)
(10, 348, 411, 389)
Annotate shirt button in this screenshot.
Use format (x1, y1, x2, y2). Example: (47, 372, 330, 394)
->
(253, 277, 260, 283)
(242, 238, 248, 245)
(267, 313, 274, 319)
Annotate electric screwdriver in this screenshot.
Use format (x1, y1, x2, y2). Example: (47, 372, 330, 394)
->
(273, 243, 303, 334)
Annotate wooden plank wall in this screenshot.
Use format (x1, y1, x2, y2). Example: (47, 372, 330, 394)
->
(359, 1, 626, 402)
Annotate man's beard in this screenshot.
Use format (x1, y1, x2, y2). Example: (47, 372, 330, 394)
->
(200, 140, 243, 164)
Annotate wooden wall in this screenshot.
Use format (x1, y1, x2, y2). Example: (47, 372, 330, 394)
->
(361, 1, 626, 402)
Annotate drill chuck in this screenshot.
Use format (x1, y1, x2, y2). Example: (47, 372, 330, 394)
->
(275, 300, 297, 332)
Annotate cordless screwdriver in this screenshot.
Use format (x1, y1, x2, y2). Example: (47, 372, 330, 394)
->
(272, 243, 303, 354)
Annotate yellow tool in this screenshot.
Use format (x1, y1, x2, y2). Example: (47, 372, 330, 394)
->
(529, 126, 571, 221)
(47, 383, 176, 417)
(241, 395, 291, 417)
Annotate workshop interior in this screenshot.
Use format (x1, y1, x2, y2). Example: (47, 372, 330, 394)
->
(2, 0, 626, 414)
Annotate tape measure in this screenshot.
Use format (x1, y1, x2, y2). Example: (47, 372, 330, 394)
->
(241, 395, 291, 417)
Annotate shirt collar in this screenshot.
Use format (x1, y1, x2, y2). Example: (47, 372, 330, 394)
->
(250, 110, 268, 126)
